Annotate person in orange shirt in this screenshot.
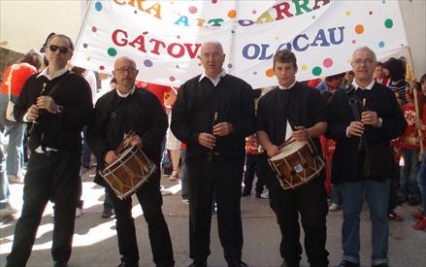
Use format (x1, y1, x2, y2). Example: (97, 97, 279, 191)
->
(0, 49, 42, 184)
(137, 82, 175, 177)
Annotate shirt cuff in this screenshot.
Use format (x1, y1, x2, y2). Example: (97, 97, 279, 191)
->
(23, 112, 30, 123)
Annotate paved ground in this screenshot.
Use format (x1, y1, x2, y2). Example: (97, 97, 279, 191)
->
(1, 165, 425, 267)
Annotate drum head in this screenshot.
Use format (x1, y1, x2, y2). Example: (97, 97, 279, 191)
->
(270, 141, 306, 161)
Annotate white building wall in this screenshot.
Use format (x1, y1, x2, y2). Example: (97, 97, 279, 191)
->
(0, 0, 84, 53)
(399, 0, 426, 79)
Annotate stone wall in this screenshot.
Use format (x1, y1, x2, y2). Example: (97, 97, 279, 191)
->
(0, 47, 24, 81)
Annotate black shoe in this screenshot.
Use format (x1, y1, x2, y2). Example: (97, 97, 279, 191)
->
(53, 262, 68, 267)
(279, 260, 299, 267)
(337, 260, 360, 267)
(241, 191, 250, 197)
(102, 209, 114, 218)
(397, 196, 407, 205)
(118, 262, 139, 267)
(188, 261, 207, 267)
(372, 264, 389, 267)
(255, 192, 261, 198)
(408, 197, 420, 206)
(163, 166, 173, 176)
(228, 260, 248, 267)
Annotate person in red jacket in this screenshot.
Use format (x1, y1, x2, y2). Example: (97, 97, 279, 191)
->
(373, 61, 389, 86)
(414, 74, 426, 230)
(0, 50, 42, 184)
(398, 89, 422, 206)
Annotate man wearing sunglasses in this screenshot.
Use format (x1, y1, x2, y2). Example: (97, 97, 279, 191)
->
(6, 34, 94, 267)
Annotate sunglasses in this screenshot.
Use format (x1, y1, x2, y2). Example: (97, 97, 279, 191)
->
(49, 45, 69, 54)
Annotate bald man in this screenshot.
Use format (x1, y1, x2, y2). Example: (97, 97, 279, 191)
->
(88, 56, 174, 267)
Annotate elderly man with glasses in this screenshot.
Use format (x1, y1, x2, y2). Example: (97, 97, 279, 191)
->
(326, 46, 407, 267)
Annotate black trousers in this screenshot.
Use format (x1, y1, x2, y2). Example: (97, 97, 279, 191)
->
(243, 153, 267, 194)
(265, 162, 329, 267)
(186, 155, 244, 264)
(107, 172, 174, 267)
(7, 150, 81, 267)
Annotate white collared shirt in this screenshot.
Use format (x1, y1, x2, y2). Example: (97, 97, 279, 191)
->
(352, 80, 375, 91)
(116, 86, 136, 98)
(277, 80, 297, 90)
(199, 70, 227, 87)
(37, 67, 68, 80)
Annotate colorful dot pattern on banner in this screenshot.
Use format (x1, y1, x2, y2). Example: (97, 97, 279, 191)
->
(78, 1, 405, 84)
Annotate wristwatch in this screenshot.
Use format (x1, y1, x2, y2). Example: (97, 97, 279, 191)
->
(56, 105, 64, 115)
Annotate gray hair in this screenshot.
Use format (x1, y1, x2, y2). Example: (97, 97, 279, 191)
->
(351, 46, 377, 62)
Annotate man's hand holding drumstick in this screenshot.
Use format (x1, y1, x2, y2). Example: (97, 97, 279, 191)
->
(104, 132, 143, 166)
(293, 122, 327, 142)
(292, 126, 310, 142)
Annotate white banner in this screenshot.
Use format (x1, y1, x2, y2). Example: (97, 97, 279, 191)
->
(71, 0, 408, 88)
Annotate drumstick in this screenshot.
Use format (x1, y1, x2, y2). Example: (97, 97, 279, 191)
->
(278, 137, 296, 150)
(115, 131, 135, 155)
(278, 125, 306, 150)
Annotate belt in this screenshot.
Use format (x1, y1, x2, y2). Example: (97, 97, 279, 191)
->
(35, 146, 59, 156)
(206, 151, 221, 163)
(207, 151, 221, 156)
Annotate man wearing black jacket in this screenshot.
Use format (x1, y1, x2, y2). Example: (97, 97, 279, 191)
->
(171, 41, 255, 267)
(326, 46, 407, 267)
(6, 34, 94, 267)
(88, 56, 174, 267)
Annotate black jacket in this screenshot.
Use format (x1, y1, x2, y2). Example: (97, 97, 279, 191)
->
(326, 83, 407, 183)
(171, 74, 255, 166)
(14, 71, 94, 153)
(88, 88, 167, 185)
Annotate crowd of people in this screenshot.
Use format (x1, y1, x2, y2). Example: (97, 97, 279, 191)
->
(1, 33, 425, 267)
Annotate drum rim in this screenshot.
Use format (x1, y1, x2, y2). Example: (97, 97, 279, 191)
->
(101, 146, 140, 175)
(270, 141, 306, 161)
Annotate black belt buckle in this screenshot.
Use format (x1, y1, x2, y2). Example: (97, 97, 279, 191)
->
(45, 150, 55, 157)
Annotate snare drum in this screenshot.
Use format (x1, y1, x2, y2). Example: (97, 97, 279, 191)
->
(268, 138, 324, 190)
(100, 145, 156, 199)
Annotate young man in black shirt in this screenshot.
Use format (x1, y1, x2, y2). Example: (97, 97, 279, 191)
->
(256, 49, 329, 267)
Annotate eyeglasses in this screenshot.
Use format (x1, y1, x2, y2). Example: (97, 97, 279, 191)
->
(114, 67, 138, 75)
(200, 52, 223, 59)
(49, 45, 69, 54)
(352, 58, 375, 66)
